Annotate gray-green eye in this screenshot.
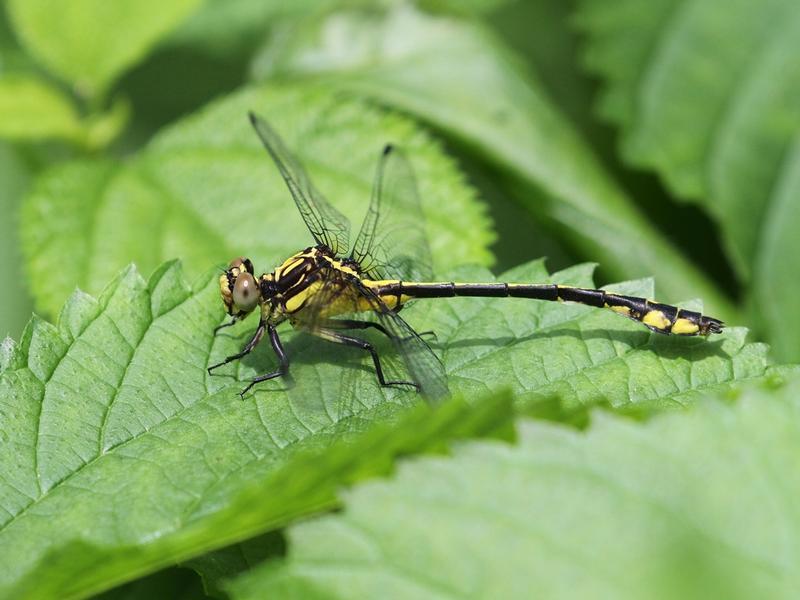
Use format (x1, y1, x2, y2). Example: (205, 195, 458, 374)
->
(233, 272, 259, 312)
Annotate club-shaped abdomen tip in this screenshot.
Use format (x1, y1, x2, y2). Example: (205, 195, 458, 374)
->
(248, 111, 258, 125)
(383, 143, 394, 155)
(708, 318, 724, 334)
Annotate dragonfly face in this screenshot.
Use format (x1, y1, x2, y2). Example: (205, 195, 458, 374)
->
(220, 252, 316, 326)
(219, 257, 262, 319)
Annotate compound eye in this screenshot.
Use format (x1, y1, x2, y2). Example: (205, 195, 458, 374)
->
(232, 272, 259, 312)
(229, 256, 254, 274)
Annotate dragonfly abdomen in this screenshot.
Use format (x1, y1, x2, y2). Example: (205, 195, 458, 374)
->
(381, 282, 723, 336)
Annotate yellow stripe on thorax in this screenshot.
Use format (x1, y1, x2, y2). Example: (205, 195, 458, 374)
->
(284, 280, 319, 313)
(274, 249, 316, 279)
(319, 254, 360, 277)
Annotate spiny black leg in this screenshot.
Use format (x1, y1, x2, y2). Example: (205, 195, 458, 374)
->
(314, 328, 418, 390)
(208, 321, 266, 374)
(213, 318, 237, 335)
(320, 319, 393, 338)
(321, 318, 437, 342)
(239, 325, 290, 398)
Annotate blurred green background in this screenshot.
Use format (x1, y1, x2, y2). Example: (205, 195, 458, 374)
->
(1, 0, 797, 356)
(3, 1, 800, 597)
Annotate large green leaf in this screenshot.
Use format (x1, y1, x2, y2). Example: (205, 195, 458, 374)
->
(576, 0, 800, 361)
(6, 0, 202, 97)
(167, 0, 511, 60)
(0, 76, 83, 143)
(0, 257, 766, 597)
(93, 568, 207, 600)
(20, 83, 493, 318)
(164, 0, 318, 60)
(0, 259, 512, 598)
(250, 3, 738, 323)
(231, 375, 800, 599)
(182, 532, 285, 599)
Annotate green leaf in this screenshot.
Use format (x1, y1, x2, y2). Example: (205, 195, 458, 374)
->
(0, 76, 83, 142)
(0, 259, 514, 596)
(182, 532, 285, 599)
(6, 0, 202, 97)
(418, 0, 515, 14)
(251, 3, 738, 323)
(0, 256, 765, 597)
(231, 375, 800, 599)
(164, 0, 322, 59)
(20, 83, 493, 318)
(166, 0, 510, 61)
(20, 159, 120, 318)
(576, 0, 800, 360)
(93, 568, 208, 600)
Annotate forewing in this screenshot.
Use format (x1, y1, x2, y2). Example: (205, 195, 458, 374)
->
(293, 272, 449, 403)
(355, 282, 449, 402)
(289, 271, 412, 415)
(350, 145, 433, 282)
(249, 112, 350, 255)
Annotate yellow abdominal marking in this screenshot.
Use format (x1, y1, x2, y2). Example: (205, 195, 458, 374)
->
(671, 317, 700, 335)
(642, 310, 670, 330)
(364, 279, 410, 310)
(608, 304, 631, 316)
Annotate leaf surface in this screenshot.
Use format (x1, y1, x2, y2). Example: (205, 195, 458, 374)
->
(576, 0, 800, 360)
(0, 258, 766, 597)
(0, 76, 83, 142)
(6, 0, 201, 96)
(232, 376, 800, 600)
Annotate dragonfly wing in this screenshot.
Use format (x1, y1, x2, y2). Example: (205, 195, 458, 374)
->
(293, 271, 449, 403)
(249, 112, 350, 255)
(354, 281, 449, 402)
(350, 145, 433, 282)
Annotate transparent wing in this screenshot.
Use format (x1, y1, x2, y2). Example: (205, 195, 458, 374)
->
(249, 112, 350, 255)
(293, 271, 448, 403)
(350, 145, 433, 282)
(368, 295, 449, 402)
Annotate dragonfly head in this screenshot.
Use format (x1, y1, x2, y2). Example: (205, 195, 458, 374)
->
(220, 257, 261, 318)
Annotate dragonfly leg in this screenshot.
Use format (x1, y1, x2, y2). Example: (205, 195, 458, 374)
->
(208, 320, 266, 373)
(213, 317, 238, 335)
(239, 325, 290, 398)
(317, 318, 393, 338)
(313, 328, 419, 390)
(320, 318, 437, 343)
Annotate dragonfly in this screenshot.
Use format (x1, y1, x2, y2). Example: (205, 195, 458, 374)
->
(208, 112, 724, 401)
